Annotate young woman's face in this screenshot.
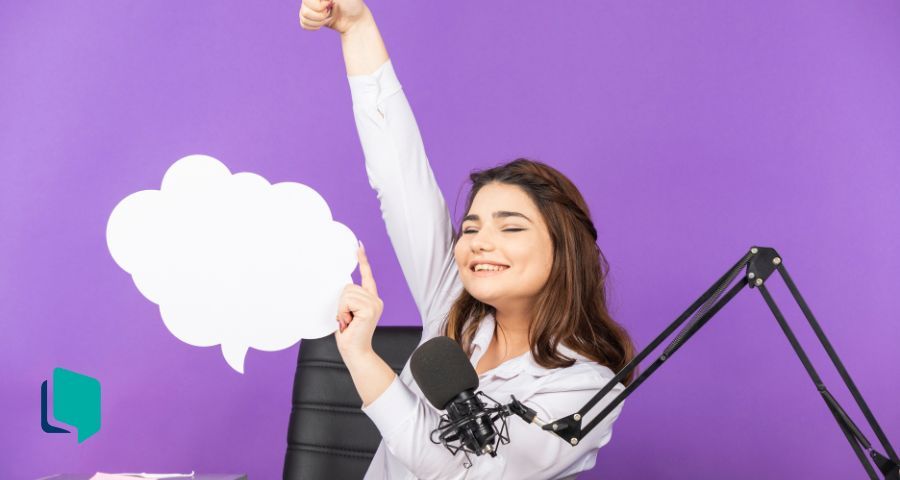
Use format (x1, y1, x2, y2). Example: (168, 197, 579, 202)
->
(454, 182, 554, 311)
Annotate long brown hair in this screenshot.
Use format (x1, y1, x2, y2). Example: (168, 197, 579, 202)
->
(442, 158, 637, 386)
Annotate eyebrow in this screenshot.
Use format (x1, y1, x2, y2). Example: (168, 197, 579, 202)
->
(461, 211, 533, 224)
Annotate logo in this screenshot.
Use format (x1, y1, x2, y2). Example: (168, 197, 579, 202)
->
(41, 367, 101, 443)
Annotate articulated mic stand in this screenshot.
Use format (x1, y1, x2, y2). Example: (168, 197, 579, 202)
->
(540, 246, 898, 479)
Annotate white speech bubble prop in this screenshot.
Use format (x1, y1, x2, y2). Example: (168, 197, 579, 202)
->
(106, 154, 358, 373)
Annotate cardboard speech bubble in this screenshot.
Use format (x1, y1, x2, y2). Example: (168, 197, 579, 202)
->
(107, 154, 357, 373)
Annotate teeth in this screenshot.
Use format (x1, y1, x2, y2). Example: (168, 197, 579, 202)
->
(474, 264, 507, 272)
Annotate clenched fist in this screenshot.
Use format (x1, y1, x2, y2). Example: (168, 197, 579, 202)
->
(299, 0, 369, 34)
(335, 241, 384, 358)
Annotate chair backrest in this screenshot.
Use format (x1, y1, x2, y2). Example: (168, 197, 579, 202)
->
(283, 326, 424, 480)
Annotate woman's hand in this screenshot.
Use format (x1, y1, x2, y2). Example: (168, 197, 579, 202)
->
(335, 241, 384, 359)
(335, 242, 396, 407)
(299, 0, 370, 35)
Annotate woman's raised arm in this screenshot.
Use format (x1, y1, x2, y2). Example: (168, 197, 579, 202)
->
(301, 0, 461, 332)
(299, 0, 386, 74)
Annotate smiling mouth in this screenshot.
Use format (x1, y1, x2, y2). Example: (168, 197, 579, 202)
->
(471, 265, 510, 274)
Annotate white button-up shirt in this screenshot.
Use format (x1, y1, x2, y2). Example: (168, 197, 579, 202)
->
(346, 58, 626, 480)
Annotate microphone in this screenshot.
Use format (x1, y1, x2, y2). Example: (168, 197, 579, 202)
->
(410, 336, 544, 464)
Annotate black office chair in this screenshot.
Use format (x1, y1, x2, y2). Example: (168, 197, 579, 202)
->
(283, 326, 423, 479)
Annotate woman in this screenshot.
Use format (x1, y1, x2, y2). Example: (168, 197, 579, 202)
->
(299, 1, 637, 478)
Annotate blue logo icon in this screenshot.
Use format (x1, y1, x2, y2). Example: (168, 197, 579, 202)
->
(41, 367, 101, 443)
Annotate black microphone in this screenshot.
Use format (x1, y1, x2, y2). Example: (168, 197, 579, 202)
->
(410, 336, 500, 457)
(410, 336, 543, 463)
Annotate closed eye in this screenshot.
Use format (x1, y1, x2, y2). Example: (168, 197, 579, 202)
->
(462, 228, 524, 234)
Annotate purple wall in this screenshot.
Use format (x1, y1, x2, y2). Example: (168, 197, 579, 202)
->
(2, 1, 899, 478)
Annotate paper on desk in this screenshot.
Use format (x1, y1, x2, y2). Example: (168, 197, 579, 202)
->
(90, 471, 195, 479)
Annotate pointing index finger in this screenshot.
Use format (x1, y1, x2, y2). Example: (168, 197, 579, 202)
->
(358, 241, 378, 297)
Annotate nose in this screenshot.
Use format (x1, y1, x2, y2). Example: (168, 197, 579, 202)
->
(469, 229, 495, 253)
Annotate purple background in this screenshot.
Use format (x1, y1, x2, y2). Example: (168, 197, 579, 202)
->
(2, 1, 899, 479)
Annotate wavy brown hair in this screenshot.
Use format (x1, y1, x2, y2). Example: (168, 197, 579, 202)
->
(442, 158, 637, 386)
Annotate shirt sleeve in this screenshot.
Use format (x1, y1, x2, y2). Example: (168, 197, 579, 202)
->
(346, 59, 461, 335)
(360, 365, 626, 480)
(361, 376, 470, 480)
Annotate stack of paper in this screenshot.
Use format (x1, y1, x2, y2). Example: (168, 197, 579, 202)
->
(89, 472, 195, 479)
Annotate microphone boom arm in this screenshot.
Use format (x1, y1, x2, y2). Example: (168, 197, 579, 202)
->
(541, 246, 899, 480)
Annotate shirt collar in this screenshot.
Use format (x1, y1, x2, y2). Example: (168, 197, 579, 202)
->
(469, 312, 495, 357)
(469, 313, 589, 380)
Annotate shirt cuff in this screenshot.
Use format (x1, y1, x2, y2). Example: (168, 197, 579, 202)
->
(346, 58, 402, 108)
(361, 375, 418, 438)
